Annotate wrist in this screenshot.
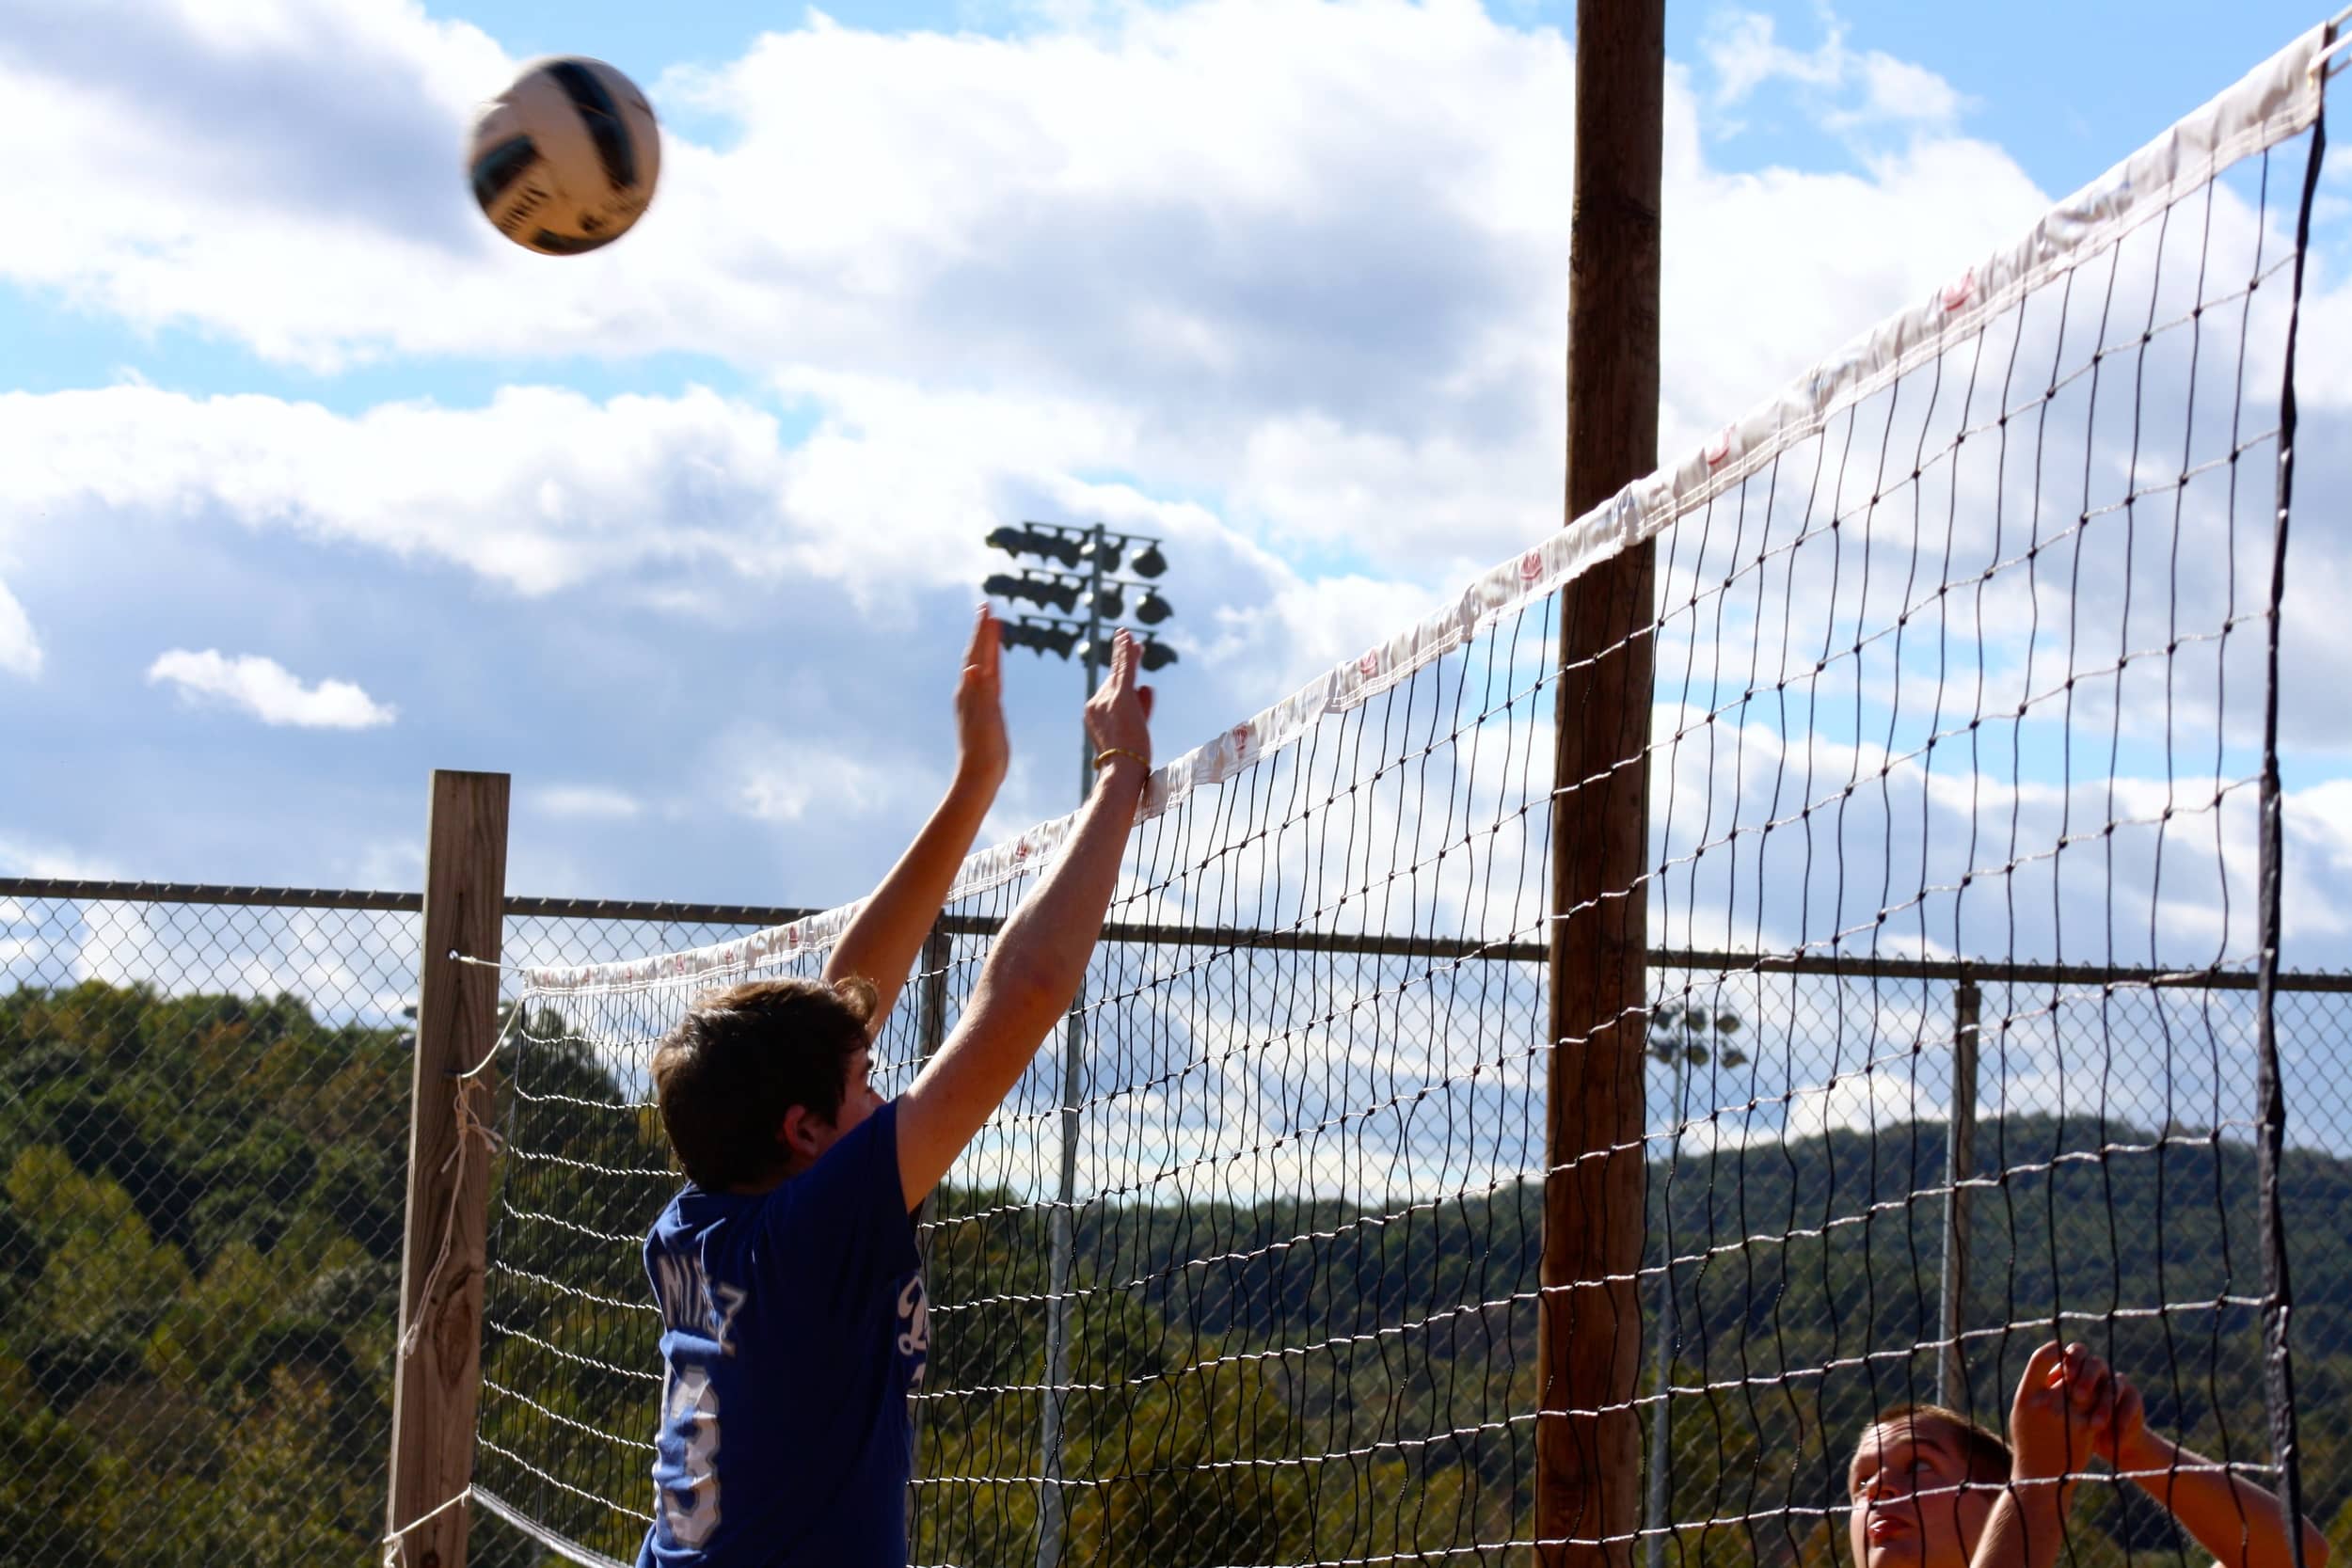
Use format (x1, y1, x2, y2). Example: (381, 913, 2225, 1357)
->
(1092, 752, 1149, 794)
(2116, 1431, 2172, 1480)
(952, 754, 1008, 795)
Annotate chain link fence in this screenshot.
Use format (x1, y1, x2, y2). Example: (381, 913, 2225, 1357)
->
(2, 882, 2346, 1565)
(0, 885, 783, 1568)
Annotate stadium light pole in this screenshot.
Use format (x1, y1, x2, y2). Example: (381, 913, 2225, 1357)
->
(981, 520, 1175, 1568)
(1642, 1010, 1746, 1568)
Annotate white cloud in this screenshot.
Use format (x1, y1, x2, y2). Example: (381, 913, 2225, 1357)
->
(532, 785, 644, 820)
(0, 0, 512, 371)
(2286, 779, 2352, 938)
(0, 577, 39, 678)
(0, 385, 801, 596)
(714, 726, 900, 826)
(1849, 54, 1965, 131)
(0, 380, 1437, 755)
(146, 648, 397, 729)
(1702, 8, 1969, 134)
(0, 832, 117, 879)
(0, 0, 2053, 584)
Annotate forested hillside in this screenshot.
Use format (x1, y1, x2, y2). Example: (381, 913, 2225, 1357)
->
(0, 980, 413, 1563)
(8, 978, 2351, 1566)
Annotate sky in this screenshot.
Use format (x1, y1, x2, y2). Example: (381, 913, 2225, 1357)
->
(2, 0, 2348, 945)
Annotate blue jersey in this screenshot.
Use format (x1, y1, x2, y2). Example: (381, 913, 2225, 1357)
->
(637, 1099, 929, 1568)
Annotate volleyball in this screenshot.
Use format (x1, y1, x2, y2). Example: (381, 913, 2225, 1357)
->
(468, 56, 660, 256)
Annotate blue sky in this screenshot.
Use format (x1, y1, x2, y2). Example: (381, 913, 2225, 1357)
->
(1, 0, 2346, 962)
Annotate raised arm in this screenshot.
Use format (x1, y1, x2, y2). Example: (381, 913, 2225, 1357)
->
(821, 607, 1010, 1022)
(1973, 1342, 2103, 1568)
(893, 629, 1154, 1208)
(2104, 1371, 2330, 1568)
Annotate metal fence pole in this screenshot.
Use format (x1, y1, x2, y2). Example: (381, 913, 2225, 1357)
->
(1037, 540, 1107, 1568)
(1644, 1050, 1687, 1568)
(1034, 1007, 1085, 1568)
(909, 922, 952, 1549)
(1938, 976, 1980, 1409)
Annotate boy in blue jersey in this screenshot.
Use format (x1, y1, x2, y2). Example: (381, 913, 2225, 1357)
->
(636, 607, 1154, 1568)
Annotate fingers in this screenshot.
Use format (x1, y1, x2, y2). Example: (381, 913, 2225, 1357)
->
(1110, 627, 1138, 692)
(2020, 1339, 2067, 1400)
(2074, 1352, 2122, 1446)
(964, 603, 996, 672)
(2061, 1344, 2113, 1415)
(2010, 1340, 2072, 1484)
(1138, 685, 1154, 721)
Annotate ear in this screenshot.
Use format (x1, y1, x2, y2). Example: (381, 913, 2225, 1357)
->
(780, 1104, 822, 1164)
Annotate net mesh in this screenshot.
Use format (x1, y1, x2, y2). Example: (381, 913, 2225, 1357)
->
(463, 28, 2343, 1568)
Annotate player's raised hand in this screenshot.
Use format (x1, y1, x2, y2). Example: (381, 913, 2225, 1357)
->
(955, 605, 1009, 789)
(2010, 1340, 2115, 1494)
(1084, 628, 1154, 768)
(2091, 1362, 2151, 1473)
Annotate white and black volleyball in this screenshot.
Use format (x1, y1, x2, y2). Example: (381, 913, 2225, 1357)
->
(468, 56, 660, 256)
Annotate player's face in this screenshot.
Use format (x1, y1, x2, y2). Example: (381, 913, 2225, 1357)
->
(803, 1044, 883, 1164)
(833, 1044, 883, 1137)
(1848, 1420, 1991, 1568)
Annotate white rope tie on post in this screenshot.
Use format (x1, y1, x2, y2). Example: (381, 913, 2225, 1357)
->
(383, 958, 519, 1560)
(394, 961, 516, 1356)
(398, 1073, 503, 1361)
(396, 989, 516, 1362)
(381, 1484, 475, 1568)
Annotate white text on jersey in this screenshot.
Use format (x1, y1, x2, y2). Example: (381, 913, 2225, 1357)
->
(653, 1251, 748, 1355)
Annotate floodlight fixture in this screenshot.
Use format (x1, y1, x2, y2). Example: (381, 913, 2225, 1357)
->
(985, 572, 1082, 614)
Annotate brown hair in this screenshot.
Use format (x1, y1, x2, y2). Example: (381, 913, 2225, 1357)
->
(650, 976, 879, 1190)
(1862, 1403, 2012, 1485)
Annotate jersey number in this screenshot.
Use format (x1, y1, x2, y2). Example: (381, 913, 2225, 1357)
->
(656, 1367, 722, 1548)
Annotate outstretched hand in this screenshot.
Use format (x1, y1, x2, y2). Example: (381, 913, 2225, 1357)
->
(1974, 1342, 2115, 1568)
(955, 606, 1009, 789)
(2092, 1361, 2152, 1472)
(1084, 628, 1154, 774)
(2011, 1341, 2121, 1494)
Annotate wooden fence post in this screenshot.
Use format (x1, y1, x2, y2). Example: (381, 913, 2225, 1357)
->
(1540, 4, 1664, 1567)
(387, 769, 511, 1568)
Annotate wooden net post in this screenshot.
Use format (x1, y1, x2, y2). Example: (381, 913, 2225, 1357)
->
(386, 769, 511, 1568)
(1539, 4, 1664, 1566)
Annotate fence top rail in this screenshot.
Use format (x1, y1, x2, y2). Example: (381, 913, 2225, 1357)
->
(1, 878, 426, 913)
(0, 878, 822, 927)
(4, 878, 2345, 992)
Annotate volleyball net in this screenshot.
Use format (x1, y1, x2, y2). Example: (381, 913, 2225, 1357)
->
(463, 23, 2344, 1568)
